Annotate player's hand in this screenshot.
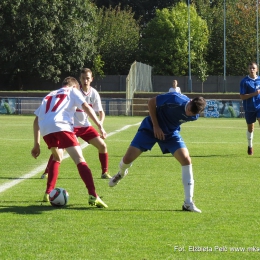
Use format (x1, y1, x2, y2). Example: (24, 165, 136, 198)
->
(31, 145, 40, 159)
(99, 126, 107, 139)
(153, 126, 165, 140)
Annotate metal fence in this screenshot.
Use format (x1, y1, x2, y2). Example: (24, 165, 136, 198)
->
(0, 97, 133, 116)
(0, 96, 245, 118)
(0, 75, 244, 93)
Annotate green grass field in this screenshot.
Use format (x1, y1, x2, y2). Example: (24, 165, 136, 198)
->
(1, 115, 260, 259)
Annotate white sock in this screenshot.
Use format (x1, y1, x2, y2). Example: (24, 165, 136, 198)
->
(247, 131, 253, 147)
(119, 158, 132, 176)
(182, 165, 194, 204)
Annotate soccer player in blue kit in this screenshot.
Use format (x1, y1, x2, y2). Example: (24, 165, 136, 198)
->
(109, 92, 206, 213)
(240, 62, 260, 155)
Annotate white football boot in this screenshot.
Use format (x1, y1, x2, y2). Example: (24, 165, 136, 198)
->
(109, 170, 128, 187)
(182, 201, 202, 213)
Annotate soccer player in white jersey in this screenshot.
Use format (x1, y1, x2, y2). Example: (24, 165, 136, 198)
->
(41, 68, 110, 179)
(240, 62, 260, 155)
(31, 77, 108, 208)
(109, 93, 206, 213)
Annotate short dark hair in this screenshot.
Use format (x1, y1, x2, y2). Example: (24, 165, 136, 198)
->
(190, 97, 206, 114)
(248, 61, 258, 67)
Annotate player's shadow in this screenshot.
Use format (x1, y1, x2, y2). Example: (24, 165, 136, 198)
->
(110, 154, 255, 158)
(0, 203, 107, 214)
(0, 177, 81, 180)
(0, 177, 43, 180)
(0, 203, 185, 214)
(0, 204, 55, 214)
(190, 154, 237, 158)
(133, 154, 242, 158)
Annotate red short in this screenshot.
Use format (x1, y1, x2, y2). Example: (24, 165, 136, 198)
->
(74, 126, 99, 143)
(43, 131, 79, 149)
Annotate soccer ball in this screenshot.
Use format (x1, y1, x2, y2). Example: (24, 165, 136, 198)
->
(49, 188, 69, 207)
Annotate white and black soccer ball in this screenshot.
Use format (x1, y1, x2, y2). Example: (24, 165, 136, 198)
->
(49, 188, 69, 207)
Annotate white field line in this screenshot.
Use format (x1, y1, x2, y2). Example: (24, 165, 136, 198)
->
(0, 122, 141, 194)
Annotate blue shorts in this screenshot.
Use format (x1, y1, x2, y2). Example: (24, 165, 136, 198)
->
(245, 111, 260, 124)
(130, 129, 186, 154)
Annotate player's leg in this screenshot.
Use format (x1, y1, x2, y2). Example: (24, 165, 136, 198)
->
(109, 129, 156, 188)
(42, 132, 64, 201)
(173, 147, 193, 203)
(66, 145, 107, 208)
(161, 134, 201, 213)
(43, 147, 63, 201)
(41, 154, 53, 179)
(173, 148, 201, 213)
(245, 111, 256, 155)
(88, 137, 110, 179)
(109, 146, 142, 187)
(66, 145, 96, 196)
(76, 126, 110, 179)
(247, 123, 254, 155)
(120, 145, 142, 174)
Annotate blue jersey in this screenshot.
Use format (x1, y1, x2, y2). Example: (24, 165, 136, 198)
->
(139, 92, 199, 139)
(240, 75, 260, 112)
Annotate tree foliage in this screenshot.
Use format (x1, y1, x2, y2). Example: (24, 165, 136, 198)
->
(96, 5, 140, 74)
(1, 0, 260, 90)
(0, 0, 97, 86)
(225, 0, 258, 75)
(140, 2, 209, 76)
(93, 0, 181, 25)
(204, 0, 259, 75)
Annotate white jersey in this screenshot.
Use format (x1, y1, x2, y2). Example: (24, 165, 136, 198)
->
(169, 87, 181, 93)
(34, 87, 86, 136)
(74, 86, 103, 127)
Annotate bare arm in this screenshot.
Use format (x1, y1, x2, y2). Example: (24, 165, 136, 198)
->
(31, 116, 41, 158)
(148, 97, 165, 140)
(98, 110, 105, 125)
(81, 102, 107, 139)
(240, 90, 260, 100)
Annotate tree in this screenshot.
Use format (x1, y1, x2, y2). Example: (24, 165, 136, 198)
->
(203, 0, 258, 76)
(140, 2, 209, 76)
(0, 0, 97, 88)
(198, 0, 224, 75)
(225, 0, 258, 75)
(96, 5, 140, 75)
(93, 0, 182, 26)
(195, 59, 208, 92)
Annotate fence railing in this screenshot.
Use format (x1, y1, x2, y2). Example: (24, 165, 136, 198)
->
(0, 96, 245, 118)
(0, 97, 133, 116)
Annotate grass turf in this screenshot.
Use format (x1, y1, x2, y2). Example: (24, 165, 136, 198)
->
(0, 115, 260, 259)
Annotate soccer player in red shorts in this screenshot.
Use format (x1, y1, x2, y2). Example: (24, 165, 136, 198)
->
(31, 76, 108, 208)
(41, 68, 110, 179)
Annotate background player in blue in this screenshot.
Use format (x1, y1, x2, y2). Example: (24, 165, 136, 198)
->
(109, 93, 206, 213)
(240, 62, 260, 155)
